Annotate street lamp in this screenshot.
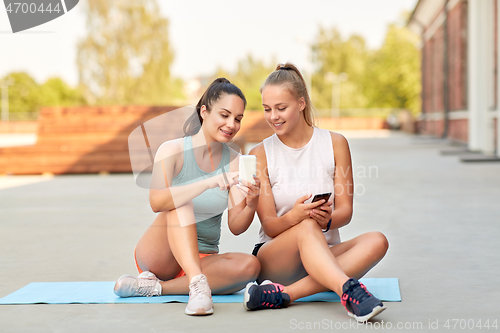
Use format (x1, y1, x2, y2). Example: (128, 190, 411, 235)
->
(325, 72, 348, 118)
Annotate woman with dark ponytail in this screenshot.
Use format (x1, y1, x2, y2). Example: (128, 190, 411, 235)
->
(114, 78, 261, 316)
(182, 78, 241, 136)
(243, 64, 389, 323)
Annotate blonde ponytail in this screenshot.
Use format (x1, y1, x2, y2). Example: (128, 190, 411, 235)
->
(261, 63, 317, 127)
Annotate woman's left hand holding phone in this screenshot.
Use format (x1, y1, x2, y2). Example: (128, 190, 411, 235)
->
(310, 200, 333, 229)
(236, 176, 261, 210)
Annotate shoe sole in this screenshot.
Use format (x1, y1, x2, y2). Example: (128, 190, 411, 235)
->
(349, 305, 386, 323)
(185, 307, 214, 316)
(242, 282, 254, 311)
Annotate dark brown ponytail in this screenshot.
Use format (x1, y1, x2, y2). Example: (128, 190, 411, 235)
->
(183, 78, 247, 136)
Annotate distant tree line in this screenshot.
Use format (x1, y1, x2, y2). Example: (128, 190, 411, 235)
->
(0, 72, 85, 118)
(217, 16, 421, 115)
(311, 21, 421, 115)
(1, 4, 420, 118)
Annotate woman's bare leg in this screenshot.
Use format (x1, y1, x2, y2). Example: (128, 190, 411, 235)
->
(279, 232, 388, 301)
(257, 218, 388, 301)
(135, 202, 260, 295)
(159, 253, 260, 295)
(165, 201, 203, 281)
(134, 204, 199, 281)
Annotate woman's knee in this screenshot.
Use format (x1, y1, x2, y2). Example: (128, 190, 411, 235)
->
(234, 254, 261, 280)
(175, 200, 194, 211)
(136, 249, 173, 278)
(294, 218, 322, 235)
(135, 237, 180, 280)
(366, 231, 389, 259)
(165, 200, 196, 227)
(244, 255, 261, 280)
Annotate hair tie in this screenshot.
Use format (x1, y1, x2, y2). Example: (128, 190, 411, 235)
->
(279, 66, 291, 71)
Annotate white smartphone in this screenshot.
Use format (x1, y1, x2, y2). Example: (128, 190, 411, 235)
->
(239, 155, 256, 185)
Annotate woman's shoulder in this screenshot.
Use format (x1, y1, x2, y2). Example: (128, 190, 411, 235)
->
(327, 130, 348, 145)
(313, 127, 346, 142)
(248, 143, 268, 167)
(249, 142, 266, 158)
(154, 137, 185, 162)
(312, 127, 349, 148)
(325, 130, 351, 158)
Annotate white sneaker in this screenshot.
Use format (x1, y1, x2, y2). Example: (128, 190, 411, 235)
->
(114, 271, 162, 297)
(185, 274, 213, 315)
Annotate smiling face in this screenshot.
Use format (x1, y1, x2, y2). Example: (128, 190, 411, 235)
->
(261, 84, 306, 135)
(200, 93, 245, 142)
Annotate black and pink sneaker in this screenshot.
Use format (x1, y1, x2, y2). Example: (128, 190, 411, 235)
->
(243, 280, 291, 310)
(341, 278, 386, 322)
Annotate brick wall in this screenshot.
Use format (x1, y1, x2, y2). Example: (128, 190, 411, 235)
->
(420, 0, 468, 141)
(492, 0, 498, 153)
(448, 119, 468, 142)
(448, 0, 468, 111)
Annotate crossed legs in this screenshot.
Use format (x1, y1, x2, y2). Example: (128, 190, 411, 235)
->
(135, 202, 260, 295)
(256, 218, 388, 301)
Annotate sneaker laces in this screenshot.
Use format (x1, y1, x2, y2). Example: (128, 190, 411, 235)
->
(136, 272, 160, 296)
(259, 285, 284, 308)
(190, 276, 211, 298)
(137, 279, 158, 296)
(345, 282, 371, 304)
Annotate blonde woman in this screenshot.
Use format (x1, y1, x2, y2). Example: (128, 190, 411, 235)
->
(244, 65, 388, 322)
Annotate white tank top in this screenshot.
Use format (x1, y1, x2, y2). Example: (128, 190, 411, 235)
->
(259, 127, 341, 245)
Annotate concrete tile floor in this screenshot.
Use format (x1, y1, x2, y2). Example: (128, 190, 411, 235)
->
(1, 131, 499, 332)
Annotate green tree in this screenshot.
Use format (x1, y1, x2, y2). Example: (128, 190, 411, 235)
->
(310, 20, 421, 117)
(40, 77, 86, 107)
(364, 24, 421, 114)
(77, 0, 183, 106)
(214, 54, 276, 111)
(1, 72, 86, 119)
(2, 72, 41, 116)
(311, 27, 370, 113)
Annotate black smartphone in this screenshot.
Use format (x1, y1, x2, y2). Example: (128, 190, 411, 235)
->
(311, 192, 331, 203)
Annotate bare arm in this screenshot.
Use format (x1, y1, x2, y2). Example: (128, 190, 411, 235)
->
(149, 140, 236, 213)
(328, 132, 354, 228)
(227, 149, 260, 235)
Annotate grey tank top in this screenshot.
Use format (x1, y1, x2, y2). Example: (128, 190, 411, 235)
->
(171, 136, 230, 253)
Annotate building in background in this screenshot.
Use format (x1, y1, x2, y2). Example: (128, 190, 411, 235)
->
(408, 0, 500, 157)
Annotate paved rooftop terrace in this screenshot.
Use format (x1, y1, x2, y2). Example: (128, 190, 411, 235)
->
(1, 131, 499, 332)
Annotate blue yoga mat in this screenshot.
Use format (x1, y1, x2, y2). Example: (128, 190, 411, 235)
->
(0, 278, 400, 304)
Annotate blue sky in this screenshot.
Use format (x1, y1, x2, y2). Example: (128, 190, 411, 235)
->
(0, 0, 418, 86)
